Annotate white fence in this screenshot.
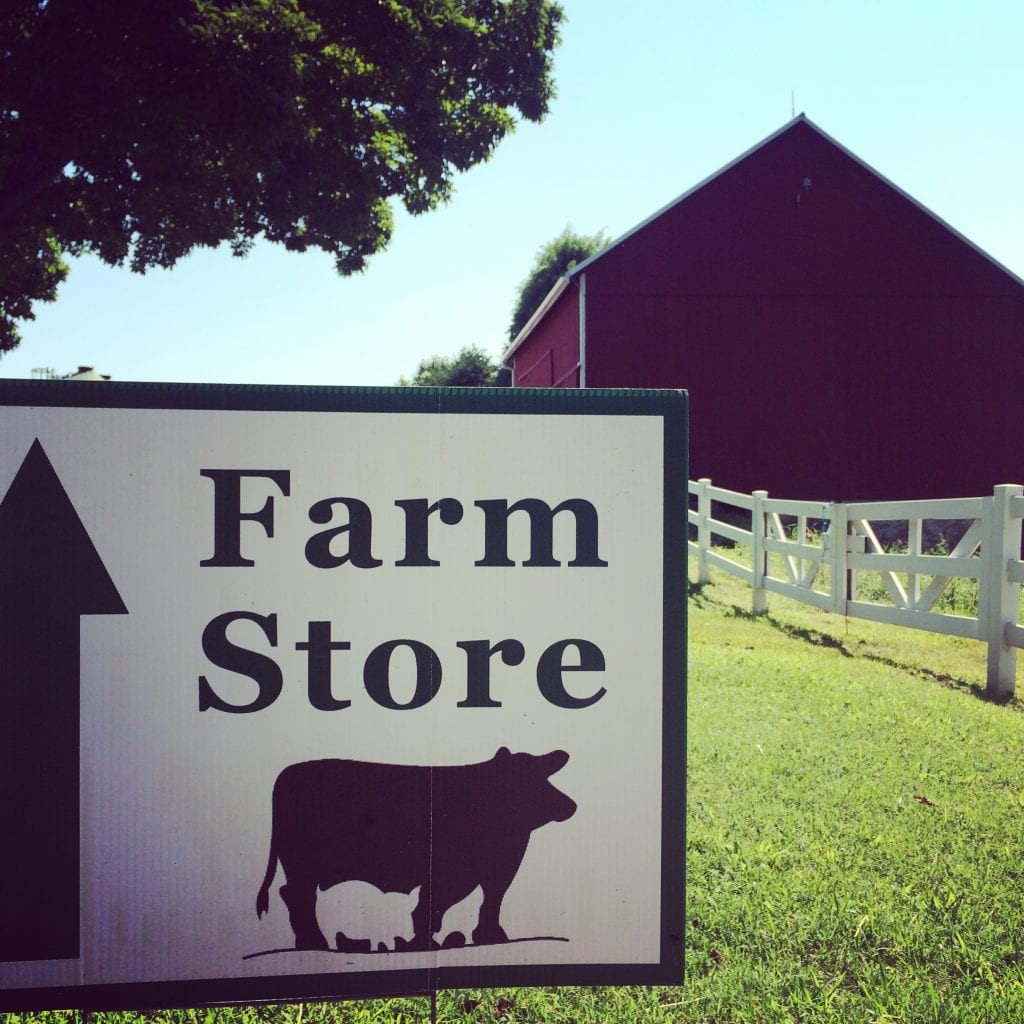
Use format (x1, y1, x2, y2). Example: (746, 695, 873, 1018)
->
(688, 478, 1024, 700)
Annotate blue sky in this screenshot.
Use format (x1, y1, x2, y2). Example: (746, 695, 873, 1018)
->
(3, 0, 1022, 385)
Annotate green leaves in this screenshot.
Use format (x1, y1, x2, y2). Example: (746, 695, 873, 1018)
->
(397, 343, 497, 386)
(0, 0, 564, 351)
(508, 225, 610, 340)
(0, 229, 71, 352)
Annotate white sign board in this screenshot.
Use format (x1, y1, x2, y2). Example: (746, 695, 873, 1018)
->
(0, 382, 686, 1010)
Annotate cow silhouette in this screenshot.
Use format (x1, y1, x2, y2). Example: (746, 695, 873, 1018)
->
(256, 747, 576, 951)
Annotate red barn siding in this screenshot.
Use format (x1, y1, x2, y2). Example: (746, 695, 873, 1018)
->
(511, 282, 581, 387)
(510, 117, 1024, 501)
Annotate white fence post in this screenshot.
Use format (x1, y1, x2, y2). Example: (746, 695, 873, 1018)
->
(751, 490, 768, 614)
(828, 501, 848, 616)
(982, 484, 1023, 700)
(697, 477, 712, 585)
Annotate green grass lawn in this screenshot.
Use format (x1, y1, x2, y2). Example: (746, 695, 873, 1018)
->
(9, 566, 1024, 1023)
(679, 571, 1024, 1023)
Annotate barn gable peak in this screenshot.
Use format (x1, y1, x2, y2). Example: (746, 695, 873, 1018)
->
(504, 115, 1024, 368)
(566, 113, 1024, 291)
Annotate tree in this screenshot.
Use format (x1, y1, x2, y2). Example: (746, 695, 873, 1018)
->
(508, 224, 609, 341)
(398, 344, 497, 386)
(0, 0, 563, 353)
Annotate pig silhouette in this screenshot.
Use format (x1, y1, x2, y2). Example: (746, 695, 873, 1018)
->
(256, 747, 576, 951)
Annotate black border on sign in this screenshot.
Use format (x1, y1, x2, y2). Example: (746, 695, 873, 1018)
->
(0, 379, 687, 1012)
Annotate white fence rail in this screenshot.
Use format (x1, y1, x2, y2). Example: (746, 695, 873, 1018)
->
(688, 478, 1024, 699)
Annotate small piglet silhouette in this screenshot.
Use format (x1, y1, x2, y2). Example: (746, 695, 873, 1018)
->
(256, 747, 576, 951)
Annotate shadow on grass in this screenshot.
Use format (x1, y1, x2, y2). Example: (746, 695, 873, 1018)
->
(723, 603, 854, 657)
(713, 596, 1019, 709)
(856, 647, 995, 704)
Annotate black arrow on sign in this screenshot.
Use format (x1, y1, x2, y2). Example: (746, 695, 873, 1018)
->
(0, 439, 127, 962)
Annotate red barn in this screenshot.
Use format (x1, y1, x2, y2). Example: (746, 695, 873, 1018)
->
(503, 115, 1024, 500)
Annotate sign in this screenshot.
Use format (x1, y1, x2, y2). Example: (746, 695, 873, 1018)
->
(0, 381, 686, 1010)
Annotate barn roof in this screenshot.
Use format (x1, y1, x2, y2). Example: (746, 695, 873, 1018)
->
(503, 113, 1024, 364)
